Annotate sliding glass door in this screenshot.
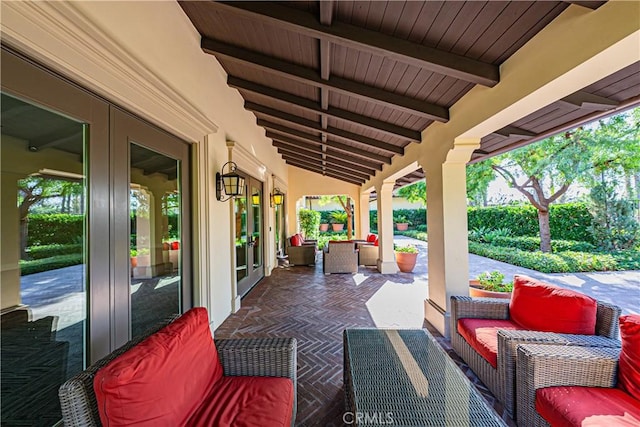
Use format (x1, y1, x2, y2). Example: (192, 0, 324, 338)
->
(235, 174, 264, 297)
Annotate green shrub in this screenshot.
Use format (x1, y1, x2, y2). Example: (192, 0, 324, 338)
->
(609, 250, 640, 270)
(415, 224, 427, 232)
(394, 244, 418, 253)
(26, 244, 83, 260)
(317, 233, 349, 249)
(298, 209, 320, 240)
(330, 211, 348, 224)
(20, 254, 83, 276)
(467, 203, 593, 243)
(490, 236, 596, 253)
(396, 230, 427, 241)
(27, 214, 84, 246)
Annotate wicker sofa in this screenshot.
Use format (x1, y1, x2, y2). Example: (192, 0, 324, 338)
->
(285, 234, 317, 266)
(516, 314, 639, 426)
(323, 241, 358, 274)
(59, 308, 297, 426)
(356, 243, 378, 266)
(450, 275, 621, 419)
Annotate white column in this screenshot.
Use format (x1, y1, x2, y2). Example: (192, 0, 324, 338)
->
(376, 180, 398, 274)
(359, 192, 370, 239)
(422, 138, 480, 337)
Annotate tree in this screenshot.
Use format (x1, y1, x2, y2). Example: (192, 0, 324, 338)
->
(588, 177, 639, 251)
(492, 109, 640, 252)
(467, 160, 496, 206)
(319, 195, 354, 239)
(397, 181, 426, 206)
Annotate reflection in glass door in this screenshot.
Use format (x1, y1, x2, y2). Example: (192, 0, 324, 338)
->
(236, 175, 264, 297)
(1, 93, 87, 426)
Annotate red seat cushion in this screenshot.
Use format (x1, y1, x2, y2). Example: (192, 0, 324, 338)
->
(374, 238, 379, 247)
(187, 376, 294, 427)
(290, 234, 303, 246)
(457, 318, 524, 368)
(536, 386, 640, 427)
(94, 308, 222, 426)
(618, 314, 640, 400)
(367, 234, 377, 243)
(509, 275, 597, 335)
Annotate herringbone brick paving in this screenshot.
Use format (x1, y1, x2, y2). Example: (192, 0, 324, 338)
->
(214, 261, 515, 427)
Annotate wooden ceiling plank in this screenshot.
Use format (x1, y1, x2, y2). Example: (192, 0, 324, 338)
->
(272, 137, 382, 171)
(277, 145, 374, 176)
(282, 155, 365, 184)
(230, 76, 420, 141)
(278, 147, 372, 178)
(212, 1, 499, 87)
(247, 102, 404, 154)
(202, 37, 449, 121)
(558, 91, 620, 111)
(260, 120, 393, 164)
(319, 0, 334, 26)
(492, 125, 536, 139)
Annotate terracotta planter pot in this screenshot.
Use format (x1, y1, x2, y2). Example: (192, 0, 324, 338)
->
(469, 280, 511, 299)
(130, 257, 138, 269)
(395, 223, 409, 231)
(319, 223, 329, 232)
(332, 223, 344, 231)
(395, 252, 418, 273)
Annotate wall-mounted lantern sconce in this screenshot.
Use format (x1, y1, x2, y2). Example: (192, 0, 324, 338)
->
(216, 161, 245, 202)
(270, 188, 284, 207)
(252, 193, 260, 206)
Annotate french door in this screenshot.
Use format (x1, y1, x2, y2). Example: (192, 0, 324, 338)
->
(234, 174, 264, 297)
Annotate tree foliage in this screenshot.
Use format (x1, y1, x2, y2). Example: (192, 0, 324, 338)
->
(318, 195, 354, 238)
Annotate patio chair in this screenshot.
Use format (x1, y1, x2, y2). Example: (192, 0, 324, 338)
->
(356, 242, 378, 266)
(450, 275, 621, 418)
(285, 234, 317, 266)
(323, 241, 358, 274)
(516, 314, 639, 426)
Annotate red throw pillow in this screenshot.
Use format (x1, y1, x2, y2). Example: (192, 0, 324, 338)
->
(374, 238, 379, 247)
(290, 234, 303, 246)
(93, 308, 222, 426)
(618, 314, 640, 400)
(367, 234, 377, 243)
(170, 241, 180, 250)
(509, 275, 597, 335)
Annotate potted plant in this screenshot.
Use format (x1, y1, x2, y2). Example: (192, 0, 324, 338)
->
(330, 211, 347, 232)
(394, 244, 418, 273)
(130, 249, 138, 268)
(394, 214, 410, 231)
(469, 270, 513, 299)
(319, 223, 329, 232)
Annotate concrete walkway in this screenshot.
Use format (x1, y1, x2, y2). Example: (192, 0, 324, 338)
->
(394, 235, 639, 315)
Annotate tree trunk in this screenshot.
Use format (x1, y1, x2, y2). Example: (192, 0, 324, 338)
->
(20, 217, 29, 260)
(346, 197, 353, 239)
(538, 208, 551, 253)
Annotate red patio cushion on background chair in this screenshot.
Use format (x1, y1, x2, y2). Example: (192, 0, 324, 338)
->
(290, 234, 303, 247)
(366, 234, 377, 243)
(618, 314, 640, 400)
(509, 275, 597, 335)
(457, 318, 525, 368)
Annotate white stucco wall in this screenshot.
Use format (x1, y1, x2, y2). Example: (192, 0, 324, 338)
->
(1, 1, 289, 328)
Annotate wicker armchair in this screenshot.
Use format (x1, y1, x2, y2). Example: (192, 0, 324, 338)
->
(516, 344, 622, 427)
(323, 241, 358, 274)
(450, 296, 621, 418)
(356, 242, 378, 266)
(58, 315, 297, 426)
(285, 238, 317, 266)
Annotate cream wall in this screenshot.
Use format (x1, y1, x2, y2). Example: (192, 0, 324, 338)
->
(286, 166, 363, 237)
(1, 1, 289, 328)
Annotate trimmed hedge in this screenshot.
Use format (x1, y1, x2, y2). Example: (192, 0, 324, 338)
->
(490, 236, 596, 253)
(468, 203, 593, 243)
(27, 214, 84, 246)
(396, 230, 428, 241)
(26, 244, 82, 260)
(468, 242, 624, 273)
(20, 254, 83, 276)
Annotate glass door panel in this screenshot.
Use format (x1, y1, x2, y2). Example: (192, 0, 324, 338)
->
(129, 143, 182, 339)
(251, 185, 262, 269)
(1, 93, 87, 426)
(235, 190, 248, 283)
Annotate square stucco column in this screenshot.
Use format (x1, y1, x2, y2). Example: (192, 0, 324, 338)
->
(359, 192, 370, 239)
(421, 138, 480, 337)
(376, 181, 398, 274)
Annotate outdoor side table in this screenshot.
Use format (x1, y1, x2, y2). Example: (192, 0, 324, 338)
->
(343, 328, 507, 426)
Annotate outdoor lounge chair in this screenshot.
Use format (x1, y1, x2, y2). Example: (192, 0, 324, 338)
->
(356, 242, 378, 266)
(285, 234, 317, 266)
(323, 241, 358, 274)
(450, 275, 622, 418)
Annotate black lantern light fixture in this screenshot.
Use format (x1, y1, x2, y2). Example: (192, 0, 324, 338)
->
(270, 188, 284, 207)
(216, 161, 245, 202)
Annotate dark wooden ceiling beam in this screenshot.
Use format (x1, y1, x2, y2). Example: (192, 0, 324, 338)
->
(319, 0, 334, 26)
(212, 2, 499, 87)
(562, 1, 606, 10)
(247, 102, 404, 155)
(558, 91, 619, 111)
(229, 76, 421, 141)
(279, 149, 372, 180)
(272, 138, 382, 171)
(282, 156, 365, 184)
(492, 126, 537, 139)
(202, 37, 449, 121)
(275, 145, 374, 176)
(260, 120, 392, 164)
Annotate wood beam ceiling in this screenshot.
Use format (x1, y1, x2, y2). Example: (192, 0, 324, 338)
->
(202, 37, 450, 121)
(212, 1, 500, 87)
(275, 145, 375, 177)
(260, 121, 392, 164)
(277, 149, 372, 181)
(271, 138, 382, 171)
(282, 155, 365, 184)
(229, 77, 421, 141)
(247, 102, 404, 155)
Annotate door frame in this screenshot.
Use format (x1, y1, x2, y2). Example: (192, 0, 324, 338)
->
(236, 173, 264, 297)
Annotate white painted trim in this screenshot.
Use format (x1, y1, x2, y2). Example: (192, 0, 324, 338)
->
(1, 1, 219, 142)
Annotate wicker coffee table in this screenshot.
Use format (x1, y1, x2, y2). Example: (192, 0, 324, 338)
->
(343, 328, 507, 426)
